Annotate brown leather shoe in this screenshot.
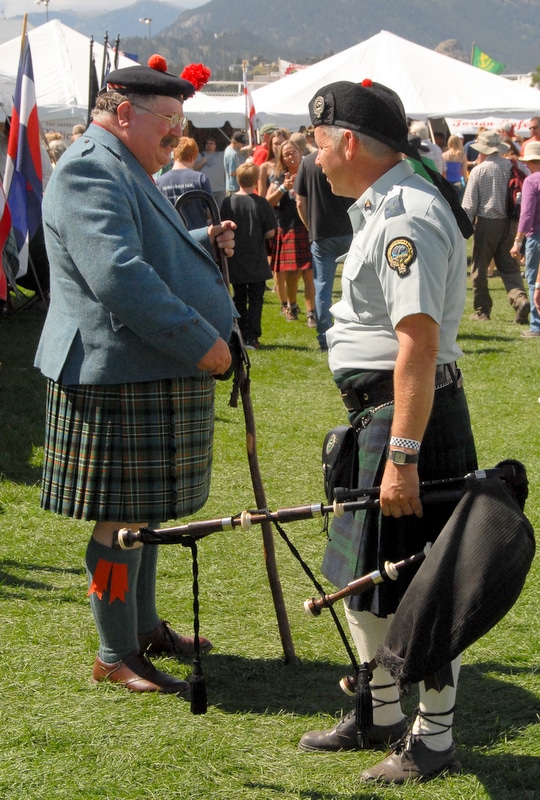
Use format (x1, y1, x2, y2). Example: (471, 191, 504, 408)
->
(298, 711, 408, 752)
(92, 651, 190, 696)
(514, 297, 530, 325)
(139, 619, 213, 657)
(360, 735, 461, 784)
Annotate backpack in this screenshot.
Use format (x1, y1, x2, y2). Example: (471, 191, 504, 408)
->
(506, 160, 527, 219)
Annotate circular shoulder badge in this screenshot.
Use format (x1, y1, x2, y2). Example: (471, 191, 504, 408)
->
(385, 237, 417, 277)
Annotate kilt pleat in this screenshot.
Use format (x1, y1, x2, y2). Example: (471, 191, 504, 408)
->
(41, 376, 215, 522)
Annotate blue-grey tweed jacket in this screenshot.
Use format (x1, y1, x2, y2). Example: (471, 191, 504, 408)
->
(35, 124, 236, 385)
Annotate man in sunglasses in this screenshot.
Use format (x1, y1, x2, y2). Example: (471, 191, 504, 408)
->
(521, 116, 540, 156)
(35, 59, 237, 696)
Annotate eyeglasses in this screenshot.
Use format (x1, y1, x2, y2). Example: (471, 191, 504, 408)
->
(130, 101, 186, 129)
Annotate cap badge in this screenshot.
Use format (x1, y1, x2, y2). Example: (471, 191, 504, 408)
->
(312, 95, 325, 120)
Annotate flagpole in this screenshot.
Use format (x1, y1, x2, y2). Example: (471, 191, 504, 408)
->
(470, 41, 475, 65)
(101, 31, 109, 87)
(113, 35, 120, 70)
(242, 60, 251, 145)
(88, 37, 95, 127)
(19, 14, 28, 56)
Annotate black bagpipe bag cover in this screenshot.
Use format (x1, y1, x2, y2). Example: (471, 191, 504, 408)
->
(375, 461, 535, 694)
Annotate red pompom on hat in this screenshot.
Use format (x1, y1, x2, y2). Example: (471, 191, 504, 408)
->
(361, 78, 373, 87)
(180, 63, 211, 92)
(148, 54, 168, 73)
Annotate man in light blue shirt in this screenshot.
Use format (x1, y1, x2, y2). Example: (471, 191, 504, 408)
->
(223, 131, 248, 193)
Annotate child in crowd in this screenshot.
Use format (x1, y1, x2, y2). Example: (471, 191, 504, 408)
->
(220, 163, 275, 349)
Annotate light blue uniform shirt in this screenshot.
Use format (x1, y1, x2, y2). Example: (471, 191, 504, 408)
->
(327, 160, 466, 378)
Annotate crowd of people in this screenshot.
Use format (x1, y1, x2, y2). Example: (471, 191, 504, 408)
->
(152, 110, 540, 348)
(6, 104, 540, 345)
(1, 54, 537, 790)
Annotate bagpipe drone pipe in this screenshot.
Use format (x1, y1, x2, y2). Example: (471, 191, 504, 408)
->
(112, 460, 534, 724)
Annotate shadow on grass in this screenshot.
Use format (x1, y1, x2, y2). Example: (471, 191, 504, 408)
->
(243, 783, 378, 800)
(170, 653, 540, 726)
(0, 310, 47, 485)
(245, 754, 540, 800)
(193, 652, 354, 716)
(204, 659, 540, 799)
(0, 558, 84, 597)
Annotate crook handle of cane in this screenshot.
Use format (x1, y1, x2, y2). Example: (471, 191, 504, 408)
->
(174, 190, 246, 382)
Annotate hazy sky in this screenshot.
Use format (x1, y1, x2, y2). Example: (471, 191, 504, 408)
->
(1, 0, 206, 18)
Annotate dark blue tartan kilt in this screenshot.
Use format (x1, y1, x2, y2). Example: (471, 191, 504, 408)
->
(41, 375, 215, 523)
(322, 381, 478, 617)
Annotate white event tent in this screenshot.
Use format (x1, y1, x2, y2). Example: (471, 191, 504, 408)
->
(0, 20, 138, 135)
(185, 90, 246, 129)
(249, 30, 540, 131)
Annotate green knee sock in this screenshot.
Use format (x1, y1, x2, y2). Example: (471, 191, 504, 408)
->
(85, 537, 142, 662)
(136, 543, 161, 636)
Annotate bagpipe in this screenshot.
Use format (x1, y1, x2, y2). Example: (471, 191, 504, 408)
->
(113, 460, 534, 725)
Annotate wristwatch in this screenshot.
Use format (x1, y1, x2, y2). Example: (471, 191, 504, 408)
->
(388, 450, 419, 465)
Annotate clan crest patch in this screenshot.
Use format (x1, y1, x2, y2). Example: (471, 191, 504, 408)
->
(385, 237, 417, 277)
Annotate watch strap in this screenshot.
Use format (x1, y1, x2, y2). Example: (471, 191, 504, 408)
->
(388, 449, 419, 465)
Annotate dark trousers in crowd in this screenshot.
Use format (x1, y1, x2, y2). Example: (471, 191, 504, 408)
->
(470, 216, 527, 317)
(232, 281, 266, 343)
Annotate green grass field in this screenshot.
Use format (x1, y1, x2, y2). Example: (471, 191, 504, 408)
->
(0, 275, 538, 800)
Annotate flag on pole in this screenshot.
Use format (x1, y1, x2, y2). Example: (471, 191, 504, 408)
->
(0, 182, 12, 300)
(471, 44, 505, 75)
(243, 63, 255, 144)
(3, 31, 42, 279)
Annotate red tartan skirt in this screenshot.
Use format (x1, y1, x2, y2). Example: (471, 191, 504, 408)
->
(271, 224, 312, 272)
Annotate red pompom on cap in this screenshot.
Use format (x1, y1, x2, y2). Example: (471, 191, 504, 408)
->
(148, 54, 168, 73)
(361, 78, 373, 87)
(180, 63, 212, 92)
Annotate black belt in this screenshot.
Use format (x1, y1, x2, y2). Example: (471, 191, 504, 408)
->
(340, 362, 459, 414)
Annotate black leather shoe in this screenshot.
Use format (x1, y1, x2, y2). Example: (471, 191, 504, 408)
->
(298, 711, 408, 752)
(92, 651, 190, 696)
(360, 735, 461, 784)
(139, 619, 213, 657)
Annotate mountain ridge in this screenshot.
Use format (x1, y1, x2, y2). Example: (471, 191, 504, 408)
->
(20, 0, 540, 76)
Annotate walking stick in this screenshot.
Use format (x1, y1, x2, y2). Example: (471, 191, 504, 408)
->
(175, 191, 297, 664)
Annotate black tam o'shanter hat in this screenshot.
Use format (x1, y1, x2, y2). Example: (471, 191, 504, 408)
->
(105, 55, 211, 102)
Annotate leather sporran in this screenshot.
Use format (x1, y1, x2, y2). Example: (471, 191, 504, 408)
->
(322, 425, 359, 503)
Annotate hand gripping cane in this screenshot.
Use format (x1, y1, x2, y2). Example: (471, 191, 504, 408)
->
(175, 191, 297, 666)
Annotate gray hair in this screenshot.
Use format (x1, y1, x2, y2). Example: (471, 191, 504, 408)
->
(91, 91, 158, 119)
(409, 121, 429, 140)
(323, 125, 397, 159)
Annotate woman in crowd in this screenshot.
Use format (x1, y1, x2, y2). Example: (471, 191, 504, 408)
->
(443, 135, 467, 200)
(265, 139, 315, 324)
(257, 128, 289, 196)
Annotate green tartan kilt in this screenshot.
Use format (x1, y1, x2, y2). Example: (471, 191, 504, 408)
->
(322, 380, 478, 617)
(41, 376, 215, 522)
